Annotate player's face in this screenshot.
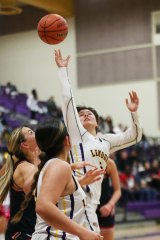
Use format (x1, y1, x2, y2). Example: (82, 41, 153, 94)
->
(78, 109, 98, 130)
(21, 127, 37, 151)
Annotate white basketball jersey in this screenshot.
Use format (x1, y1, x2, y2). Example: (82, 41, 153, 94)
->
(58, 67, 142, 205)
(32, 159, 90, 240)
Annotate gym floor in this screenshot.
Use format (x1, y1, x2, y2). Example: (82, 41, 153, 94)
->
(115, 221, 160, 240)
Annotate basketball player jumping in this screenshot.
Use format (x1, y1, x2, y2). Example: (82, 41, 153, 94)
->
(54, 49, 142, 233)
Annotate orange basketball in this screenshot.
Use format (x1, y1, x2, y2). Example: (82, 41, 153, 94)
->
(37, 14, 68, 45)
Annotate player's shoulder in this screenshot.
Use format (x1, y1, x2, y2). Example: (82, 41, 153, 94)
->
(16, 160, 34, 173)
(45, 159, 72, 182)
(107, 158, 117, 172)
(107, 158, 115, 166)
(47, 158, 71, 172)
(97, 132, 111, 143)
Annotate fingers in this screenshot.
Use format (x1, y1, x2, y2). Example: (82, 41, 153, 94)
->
(126, 91, 139, 103)
(100, 235, 104, 240)
(54, 49, 70, 64)
(66, 55, 71, 63)
(132, 90, 139, 104)
(87, 168, 105, 177)
(58, 49, 62, 57)
(55, 49, 59, 56)
(125, 98, 128, 106)
(92, 176, 101, 182)
(85, 169, 104, 183)
(132, 90, 137, 98)
(54, 50, 59, 62)
(88, 169, 104, 174)
(72, 161, 97, 169)
(129, 92, 134, 101)
(54, 49, 61, 59)
(129, 91, 138, 100)
(82, 161, 97, 168)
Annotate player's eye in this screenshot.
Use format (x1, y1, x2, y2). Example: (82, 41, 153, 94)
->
(79, 113, 84, 116)
(29, 130, 34, 135)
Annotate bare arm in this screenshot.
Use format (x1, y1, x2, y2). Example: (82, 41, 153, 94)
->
(99, 159, 121, 217)
(13, 162, 38, 194)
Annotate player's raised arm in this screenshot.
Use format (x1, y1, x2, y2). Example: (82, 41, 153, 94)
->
(54, 49, 86, 144)
(102, 91, 142, 153)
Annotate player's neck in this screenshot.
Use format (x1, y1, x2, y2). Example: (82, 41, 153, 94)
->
(86, 126, 97, 136)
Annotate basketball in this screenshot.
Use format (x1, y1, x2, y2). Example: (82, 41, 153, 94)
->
(37, 14, 68, 45)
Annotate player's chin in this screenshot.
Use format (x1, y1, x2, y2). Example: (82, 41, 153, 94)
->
(83, 122, 93, 129)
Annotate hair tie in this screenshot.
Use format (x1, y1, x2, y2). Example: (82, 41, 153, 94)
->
(8, 151, 13, 156)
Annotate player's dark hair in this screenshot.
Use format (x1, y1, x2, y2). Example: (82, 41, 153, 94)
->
(76, 106, 99, 124)
(35, 119, 68, 159)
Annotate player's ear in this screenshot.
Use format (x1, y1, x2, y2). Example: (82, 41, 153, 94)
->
(20, 141, 29, 150)
(64, 136, 71, 148)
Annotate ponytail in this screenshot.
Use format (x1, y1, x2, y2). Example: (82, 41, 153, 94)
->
(0, 126, 26, 205)
(0, 154, 14, 205)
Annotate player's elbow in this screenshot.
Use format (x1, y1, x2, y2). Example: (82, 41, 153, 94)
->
(36, 198, 47, 217)
(118, 189, 122, 199)
(136, 128, 143, 143)
(115, 189, 121, 200)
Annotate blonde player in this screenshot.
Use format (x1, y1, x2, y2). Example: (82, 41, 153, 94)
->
(0, 126, 40, 240)
(54, 49, 142, 233)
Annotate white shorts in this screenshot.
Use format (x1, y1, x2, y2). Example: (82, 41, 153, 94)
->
(84, 195, 100, 233)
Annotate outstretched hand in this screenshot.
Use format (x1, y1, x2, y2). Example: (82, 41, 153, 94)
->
(71, 161, 97, 170)
(55, 49, 70, 67)
(125, 91, 139, 112)
(78, 168, 105, 186)
(71, 161, 105, 186)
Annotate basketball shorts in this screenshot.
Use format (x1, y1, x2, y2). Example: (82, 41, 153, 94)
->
(83, 196, 100, 233)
